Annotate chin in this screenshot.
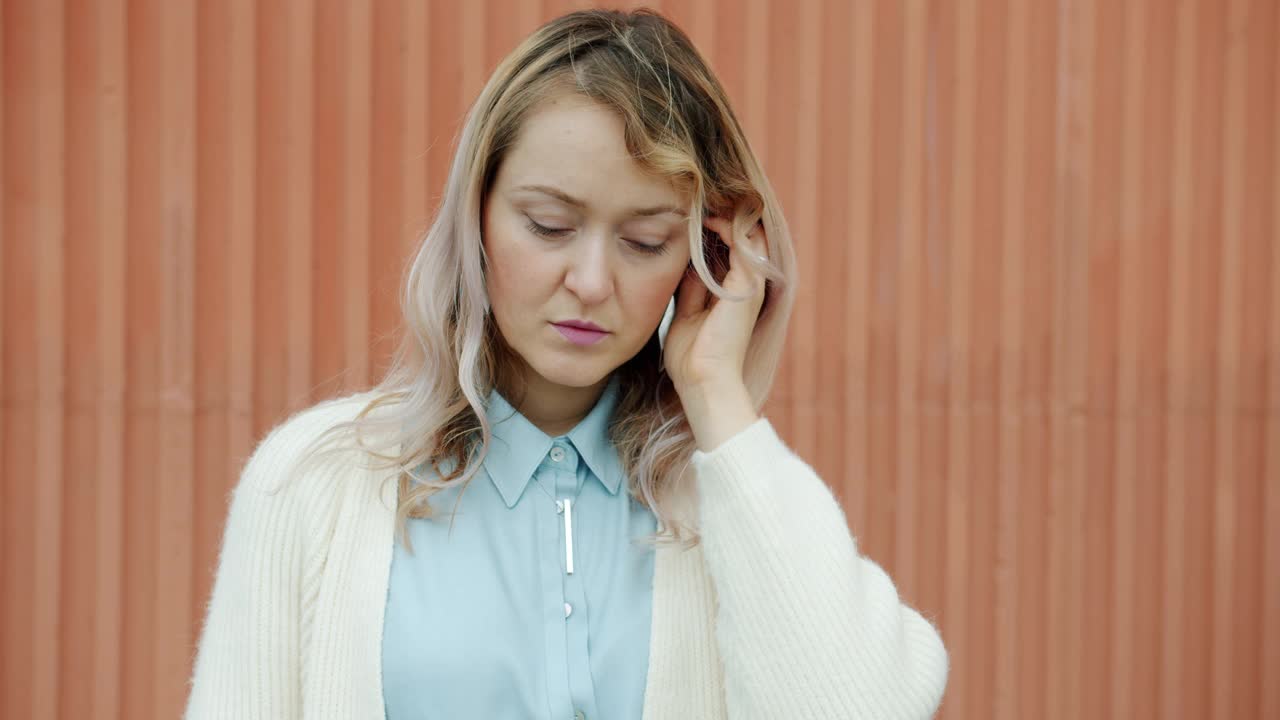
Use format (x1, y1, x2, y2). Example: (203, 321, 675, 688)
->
(528, 353, 619, 390)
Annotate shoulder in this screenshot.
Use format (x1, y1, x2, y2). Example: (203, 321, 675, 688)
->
(238, 390, 389, 497)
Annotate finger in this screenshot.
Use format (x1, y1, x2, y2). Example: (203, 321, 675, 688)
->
(673, 268, 709, 319)
(724, 244, 767, 300)
(735, 219, 770, 275)
(743, 219, 769, 259)
(707, 214, 768, 264)
(702, 215, 733, 247)
(732, 245, 769, 319)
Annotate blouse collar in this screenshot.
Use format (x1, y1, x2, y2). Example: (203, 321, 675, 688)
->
(481, 374, 624, 508)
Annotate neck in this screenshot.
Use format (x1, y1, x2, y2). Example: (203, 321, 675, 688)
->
(501, 367, 610, 438)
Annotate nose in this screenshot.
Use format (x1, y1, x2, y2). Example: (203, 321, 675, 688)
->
(562, 235, 614, 305)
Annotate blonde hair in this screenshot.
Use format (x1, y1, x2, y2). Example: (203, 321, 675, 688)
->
(310, 8, 797, 549)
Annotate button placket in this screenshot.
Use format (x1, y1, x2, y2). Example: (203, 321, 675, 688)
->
(555, 445, 598, 720)
(532, 466, 573, 718)
(551, 444, 579, 575)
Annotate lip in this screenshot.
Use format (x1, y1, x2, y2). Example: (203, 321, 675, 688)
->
(552, 321, 610, 346)
(555, 319, 606, 332)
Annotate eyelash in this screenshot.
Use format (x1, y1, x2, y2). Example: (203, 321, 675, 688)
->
(525, 218, 569, 238)
(525, 218, 669, 256)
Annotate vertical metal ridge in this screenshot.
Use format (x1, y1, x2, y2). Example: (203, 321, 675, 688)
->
(32, 2, 67, 717)
(153, 0, 198, 716)
(227, 0, 256, 470)
(1161, 0, 1198, 716)
(93, 0, 128, 716)
(1110, 0, 1147, 717)
(285, 0, 315, 408)
(842, 0, 873, 546)
(944, 0, 978, 715)
(343, 0, 372, 391)
(895, 0, 927, 601)
(788, 0, 820, 464)
(1261, 5, 1280, 717)
(994, 0, 1028, 715)
(1210, 0, 1249, 717)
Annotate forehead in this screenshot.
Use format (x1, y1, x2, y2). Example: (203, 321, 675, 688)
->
(496, 93, 687, 211)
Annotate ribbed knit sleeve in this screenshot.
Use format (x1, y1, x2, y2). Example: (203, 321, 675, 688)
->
(184, 404, 341, 720)
(691, 418, 948, 720)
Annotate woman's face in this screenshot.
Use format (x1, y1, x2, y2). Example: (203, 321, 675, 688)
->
(482, 94, 693, 392)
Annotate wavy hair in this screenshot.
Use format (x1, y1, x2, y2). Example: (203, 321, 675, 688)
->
(308, 8, 797, 550)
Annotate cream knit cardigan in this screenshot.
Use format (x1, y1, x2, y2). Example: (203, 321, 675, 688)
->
(185, 393, 948, 719)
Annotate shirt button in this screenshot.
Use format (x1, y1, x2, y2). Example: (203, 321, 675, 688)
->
(574, 712, 586, 720)
(564, 602, 573, 618)
(550, 446, 567, 462)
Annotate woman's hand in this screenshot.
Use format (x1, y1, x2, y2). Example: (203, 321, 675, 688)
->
(663, 214, 769, 451)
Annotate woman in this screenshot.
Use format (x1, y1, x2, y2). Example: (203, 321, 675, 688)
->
(185, 9, 947, 720)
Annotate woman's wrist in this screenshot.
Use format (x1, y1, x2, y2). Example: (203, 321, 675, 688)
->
(680, 379, 759, 453)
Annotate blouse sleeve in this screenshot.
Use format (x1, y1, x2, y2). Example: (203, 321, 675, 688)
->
(691, 418, 948, 720)
(184, 418, 319, 720)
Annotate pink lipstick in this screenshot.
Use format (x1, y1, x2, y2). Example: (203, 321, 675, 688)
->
(552, 320, 609, 346)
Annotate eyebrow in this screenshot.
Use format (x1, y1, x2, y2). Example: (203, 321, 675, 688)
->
(513, 183, 688, 218)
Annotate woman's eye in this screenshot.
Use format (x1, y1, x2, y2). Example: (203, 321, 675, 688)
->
(626, 240, 669, 256)
(525, 216, 667, 256)
(526, 218, 571, 238)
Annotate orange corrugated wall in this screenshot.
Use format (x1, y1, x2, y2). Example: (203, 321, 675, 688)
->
(3, 0, 1278, 718)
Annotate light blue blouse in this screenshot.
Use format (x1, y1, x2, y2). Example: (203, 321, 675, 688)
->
(381, 376, 657, 720)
